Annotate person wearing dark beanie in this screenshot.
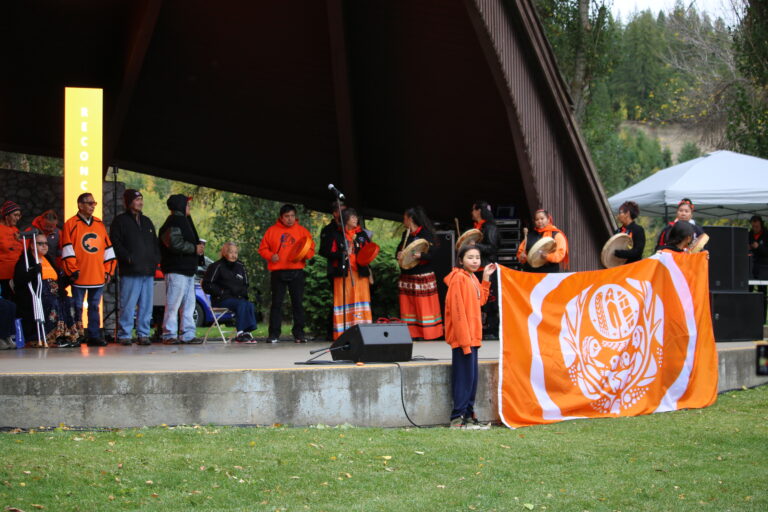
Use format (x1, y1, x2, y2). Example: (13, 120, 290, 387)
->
(109, 189, 161, 345)
(0, 200, 23, 300)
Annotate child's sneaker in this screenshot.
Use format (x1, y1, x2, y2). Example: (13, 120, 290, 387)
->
(466, 414, 491, 430)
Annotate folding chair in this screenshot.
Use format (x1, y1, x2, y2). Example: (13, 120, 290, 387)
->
(201, 294, 234, 343)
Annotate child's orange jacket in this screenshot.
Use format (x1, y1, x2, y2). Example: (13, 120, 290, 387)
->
(443, 268, 490, 354)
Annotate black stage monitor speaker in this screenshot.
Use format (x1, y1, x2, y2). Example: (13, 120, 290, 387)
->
(330, 323, 413, 362)
(711, 291, 764, 341)
(704, 226, 749, 291)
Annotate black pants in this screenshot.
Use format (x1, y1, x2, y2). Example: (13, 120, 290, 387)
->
(269, 270, 306, 339)
(451, 346, 479, 420)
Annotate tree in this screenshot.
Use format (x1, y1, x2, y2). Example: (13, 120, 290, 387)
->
(677, 141, 701, 163)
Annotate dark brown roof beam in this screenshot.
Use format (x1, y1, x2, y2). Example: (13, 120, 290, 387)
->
(104, 0, 164, 177)
(326, 0, 359, 208)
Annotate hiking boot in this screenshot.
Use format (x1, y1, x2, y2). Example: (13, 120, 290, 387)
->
(163, 338, 180, 345)
(466, 414, 491, 430)
(118, 338, 132, 346)
(449, 417, 466, 429)
(0, 337, 15, 350)
(185, 337, 203, 344)
(137, 337, 151, 346)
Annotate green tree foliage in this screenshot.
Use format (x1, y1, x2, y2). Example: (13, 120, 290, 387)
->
(677, 141, 701, 163)
(728, 0, 768, 157)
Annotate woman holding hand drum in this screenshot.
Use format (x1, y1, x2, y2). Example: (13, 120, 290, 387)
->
(396, 206, 444, 340)
(517, 209, 569, 273)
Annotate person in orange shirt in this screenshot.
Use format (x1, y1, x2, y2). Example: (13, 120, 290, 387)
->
(444, 245, 496, 428)
(258, 204, 315, 343)
(61, 193, 116, 346)
(517, 209, 569, 273)
(0, 201, 24, 301)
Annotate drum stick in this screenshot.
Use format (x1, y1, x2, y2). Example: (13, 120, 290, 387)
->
(454, 217, 461, 237)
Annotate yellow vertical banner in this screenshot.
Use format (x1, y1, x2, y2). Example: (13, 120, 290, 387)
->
(64, 87, 104, 330)
(64, 87, 103, 220)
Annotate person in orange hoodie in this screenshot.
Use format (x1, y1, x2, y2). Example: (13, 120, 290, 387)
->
(444, 245, 496, 428)
(0, 201, 24, 301)
(258, 204, 315, 343)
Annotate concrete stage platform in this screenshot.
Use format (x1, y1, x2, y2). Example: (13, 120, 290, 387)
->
(1, 340, 766, 429)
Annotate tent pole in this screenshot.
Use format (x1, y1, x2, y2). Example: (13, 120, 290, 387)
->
(664, 205, 668, 223)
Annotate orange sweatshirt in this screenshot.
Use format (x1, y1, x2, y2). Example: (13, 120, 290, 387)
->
(443, 268, 490, 354)
(258, 219, 316, 271)
(0, 224, 23, 280)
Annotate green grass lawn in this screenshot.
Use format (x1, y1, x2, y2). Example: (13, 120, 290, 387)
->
(2, 386, 767, 512)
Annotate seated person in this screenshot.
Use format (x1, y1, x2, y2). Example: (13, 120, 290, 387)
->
(13, 233, 78, 347)
(202, 242, 257, 342)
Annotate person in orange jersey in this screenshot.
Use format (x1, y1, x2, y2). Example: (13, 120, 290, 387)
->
(517, 209, 569, 273)
(61, 193, 116, 346)
(444, 245, 496, 428)
(0, 200, 24, 301)
(258, 204, 315, 343)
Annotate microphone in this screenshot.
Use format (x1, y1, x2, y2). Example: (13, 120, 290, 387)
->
(328, 183, 345, 200)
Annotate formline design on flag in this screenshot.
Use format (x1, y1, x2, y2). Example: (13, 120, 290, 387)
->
(497, 252, 718, 428)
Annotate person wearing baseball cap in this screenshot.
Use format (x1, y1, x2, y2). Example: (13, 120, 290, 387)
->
(0, 200, 23, 301)
(110, 189, 161, 345)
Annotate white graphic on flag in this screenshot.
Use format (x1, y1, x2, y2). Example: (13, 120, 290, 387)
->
(559, 279, 664, 414)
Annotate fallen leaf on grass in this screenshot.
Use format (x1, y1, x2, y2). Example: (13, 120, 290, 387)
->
(151, 493, 159, 498)
(380, 456, 392, 460)
(108, 495, 115, 501)
(31, 506, 45, 510)
(414, 451, 424, 455)
(500, 445, 511, 449)
(22, 471, 31, 475)
(233, 466, 244, 470)
(437, 485, 446, 489)
(145, 480, 153, 485)
(523, 504, 534, 510)
(290, 476, 300, 479)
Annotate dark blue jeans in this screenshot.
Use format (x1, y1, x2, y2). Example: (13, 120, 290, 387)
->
(0, 296, 16, 338)
(451, 346, 479, 420)
(214, 297, 257, 333)
(72, 286, 105, 339)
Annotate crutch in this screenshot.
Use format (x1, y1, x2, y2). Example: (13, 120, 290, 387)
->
(21, 230, 47, 347)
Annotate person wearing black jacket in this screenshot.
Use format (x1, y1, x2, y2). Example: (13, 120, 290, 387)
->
(13, 233, 77, 347)
(202, 242, 257, 343)
(328, 209, 373, 339)
(613, 201, 646, 264)
(396, 206, 444, 340)
(749, 215, 768, 321)
(158, 194, 205, 345)
(318, 200, 346, 339)
(471, 200, 500, 339)
(110, 189, 161, 345)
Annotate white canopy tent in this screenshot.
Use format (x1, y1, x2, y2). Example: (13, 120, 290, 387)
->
(608, 150, 768, 219)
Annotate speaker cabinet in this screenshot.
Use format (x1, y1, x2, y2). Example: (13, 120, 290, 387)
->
(433, 231, 456, 312)
(711, 291, 764, 341)
(330, 323, 413, 362)
(704, 226, 749, 291)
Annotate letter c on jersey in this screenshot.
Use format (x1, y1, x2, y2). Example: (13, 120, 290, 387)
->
(82, 233, 99, 253)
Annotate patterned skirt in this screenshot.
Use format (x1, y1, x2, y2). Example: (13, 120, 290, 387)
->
(333, 269, 373, 340)
(398, 272, 444, 340)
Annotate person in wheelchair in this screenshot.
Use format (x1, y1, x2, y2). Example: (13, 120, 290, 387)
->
(202, 242, 257, 343)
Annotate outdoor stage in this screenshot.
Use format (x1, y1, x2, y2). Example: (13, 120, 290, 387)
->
(1, 340, 766, 429)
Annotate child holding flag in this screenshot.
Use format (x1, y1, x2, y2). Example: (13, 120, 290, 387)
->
(444, 245, 496, 428)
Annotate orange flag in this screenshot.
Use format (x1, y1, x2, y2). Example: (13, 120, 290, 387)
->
(498, 251, 718, 428)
